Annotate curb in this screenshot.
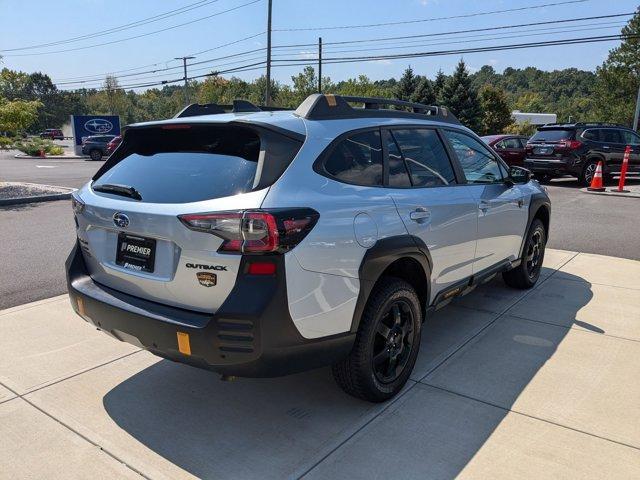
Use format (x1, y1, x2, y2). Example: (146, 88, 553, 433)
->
(14, 153, 86, 160)
(0, 183, 77, 206)
(580, 187, 640, 199)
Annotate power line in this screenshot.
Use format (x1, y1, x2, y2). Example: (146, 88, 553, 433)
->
(273, 0, 590, 31)
(60, 32, 637, 92)
(272, 12, 635, 49)
(2, 0, 263, 57)
(54, 11, 630, 86)
(0, 0, 219, 52)
(52, 32, 265, 83)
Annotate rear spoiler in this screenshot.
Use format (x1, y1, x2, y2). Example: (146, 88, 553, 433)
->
(174, 100, 291, 118)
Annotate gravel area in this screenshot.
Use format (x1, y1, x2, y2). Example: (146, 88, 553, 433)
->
(0, 182, 73, 200)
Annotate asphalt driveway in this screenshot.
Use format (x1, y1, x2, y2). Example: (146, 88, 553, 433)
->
(1, 249, 639, 479)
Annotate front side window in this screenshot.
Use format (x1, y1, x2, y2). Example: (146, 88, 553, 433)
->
(324, 130, 383, 186)
(621, 130, 640, 145)
(391, 129, 456, 187)
(444, 130, 503, 184)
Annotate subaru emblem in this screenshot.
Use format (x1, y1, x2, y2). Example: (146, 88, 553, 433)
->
(113, 212, 130, 228)
(84, 118, 114, 134)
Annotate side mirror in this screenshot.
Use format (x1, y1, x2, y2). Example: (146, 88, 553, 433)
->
(508, 166, 532, 184)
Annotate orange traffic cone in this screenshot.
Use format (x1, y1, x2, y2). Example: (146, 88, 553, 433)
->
(587, 160, 605, 192)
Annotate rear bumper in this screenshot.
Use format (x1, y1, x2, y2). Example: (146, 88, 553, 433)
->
(66, 242, 355, 377)
(524, 158, 576, 177)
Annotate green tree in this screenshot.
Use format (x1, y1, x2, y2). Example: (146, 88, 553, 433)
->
(479, 85, 513, 135)
(504, 120, 537, 137)
(433, 69, 447, 104)
(593, 9, 640, 126)
(411, 77, 436, 105)
(440, 60, 482, 131)
(0, 98, 42, 134)
(395, 66, 418, 101)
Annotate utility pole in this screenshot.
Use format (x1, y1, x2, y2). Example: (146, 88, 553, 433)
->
(318, 37, 322, 93)
(175, 56, 195, 107)
(634, 84, 640, 131)
(265, 0, 273, 106)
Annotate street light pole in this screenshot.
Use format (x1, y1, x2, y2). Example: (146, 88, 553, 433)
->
(265, 0, 272, 106)
(318, 37, 322, 93)
(175, 56, 195, 107)
(633, 84, 640, 131)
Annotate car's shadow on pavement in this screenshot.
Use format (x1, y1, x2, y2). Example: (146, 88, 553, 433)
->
(103, 270, 594, 479)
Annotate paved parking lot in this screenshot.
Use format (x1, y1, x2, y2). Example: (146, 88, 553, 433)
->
(1, 249, 639, 479)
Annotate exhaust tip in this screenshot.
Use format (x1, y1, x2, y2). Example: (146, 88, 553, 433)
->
(220, 374, 238, 382)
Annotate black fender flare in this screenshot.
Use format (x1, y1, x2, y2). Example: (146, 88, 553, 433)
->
(350, 235, 432, 333)
(519, 192, 551, 258)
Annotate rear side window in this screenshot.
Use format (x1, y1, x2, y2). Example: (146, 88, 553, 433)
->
(530, 129, 574, 142)
(581, 129, 600, 141)
(93, 125, 301, 204)
(391, 129, 456, 187)
(385, 131, 412, 187)
(600, 129, 622, 143)
(323, 130, 383, 186)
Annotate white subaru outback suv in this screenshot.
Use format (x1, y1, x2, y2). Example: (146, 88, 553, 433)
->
(67, 94, 550, 402)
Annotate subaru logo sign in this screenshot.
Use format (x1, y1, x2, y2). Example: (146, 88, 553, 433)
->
(84, 118, 113, 134)
(113, 212, 130, 228)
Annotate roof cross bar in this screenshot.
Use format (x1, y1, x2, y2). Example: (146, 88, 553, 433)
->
(294, 94, 459, 124)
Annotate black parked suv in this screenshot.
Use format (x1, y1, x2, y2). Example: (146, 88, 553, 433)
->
(81, 135, 116, 161)
(524, 123, 640, 186)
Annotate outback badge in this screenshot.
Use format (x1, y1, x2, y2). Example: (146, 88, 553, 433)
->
(196, 272, 217, 287)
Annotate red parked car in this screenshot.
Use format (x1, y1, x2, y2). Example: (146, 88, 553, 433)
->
(106, 135, 122, 155)
(481, 134, 529, 166)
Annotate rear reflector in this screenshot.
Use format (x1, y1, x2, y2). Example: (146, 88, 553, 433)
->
(248, 262, 276, 275)
(176, 332, 191, 355)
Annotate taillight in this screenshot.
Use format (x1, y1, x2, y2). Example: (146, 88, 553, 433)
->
(563, 140, 583, 150)
(178, 208, 319, 254)
(71, 193, 85, 214)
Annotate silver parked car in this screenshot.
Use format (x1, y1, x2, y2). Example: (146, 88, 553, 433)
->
(67, 94, 550, 402)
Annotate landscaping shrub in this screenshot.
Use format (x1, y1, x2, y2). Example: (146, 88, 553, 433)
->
(14, 138, 63, 156)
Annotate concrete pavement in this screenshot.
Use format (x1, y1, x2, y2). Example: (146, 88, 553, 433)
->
(1, 248, 639, 479)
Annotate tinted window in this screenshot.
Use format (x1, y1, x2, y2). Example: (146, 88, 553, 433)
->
(93, 125, 264, 204)
(324, 130, 383, 186)
(517, 138, 528, 148)
(501, 138, 521, 149)
(385, 132, 411, 187)
(601, 129, 622, 144)
(530, 129, 574, 142)
(444, 130, 503, 184)
(581, 129, 600, 141)
(391, 129, 455, 187)
(621, 130, 640, 145)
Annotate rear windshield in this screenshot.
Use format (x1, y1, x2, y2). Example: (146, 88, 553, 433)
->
(530, 129, 574, 142)
(92, 125, 299, 204)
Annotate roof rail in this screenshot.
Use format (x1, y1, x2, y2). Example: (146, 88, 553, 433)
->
(174, 99, 290, 118)
(294, 93, 460, 124)
(541, 121, 626, 128)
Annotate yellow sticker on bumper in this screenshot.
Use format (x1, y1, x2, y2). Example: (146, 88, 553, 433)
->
(177, 332, 191, 355)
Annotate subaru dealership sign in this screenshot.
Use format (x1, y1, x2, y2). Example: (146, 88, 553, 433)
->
(71, 115, 121, 155)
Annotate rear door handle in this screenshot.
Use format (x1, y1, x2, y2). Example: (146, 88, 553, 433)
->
(409, 208, 431, 223)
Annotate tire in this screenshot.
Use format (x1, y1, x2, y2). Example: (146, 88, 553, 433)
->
(89, 149, 103, 161)
(332, 277, 422, 402)
(537, 174, 551, 184)
(503, 218, 546, 289)
(580, 159, 600, 187)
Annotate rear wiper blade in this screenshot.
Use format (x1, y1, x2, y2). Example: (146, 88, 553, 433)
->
(93, 183, 142, 200)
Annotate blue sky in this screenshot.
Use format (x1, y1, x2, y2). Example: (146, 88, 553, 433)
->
(0, 0, 637, 90)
